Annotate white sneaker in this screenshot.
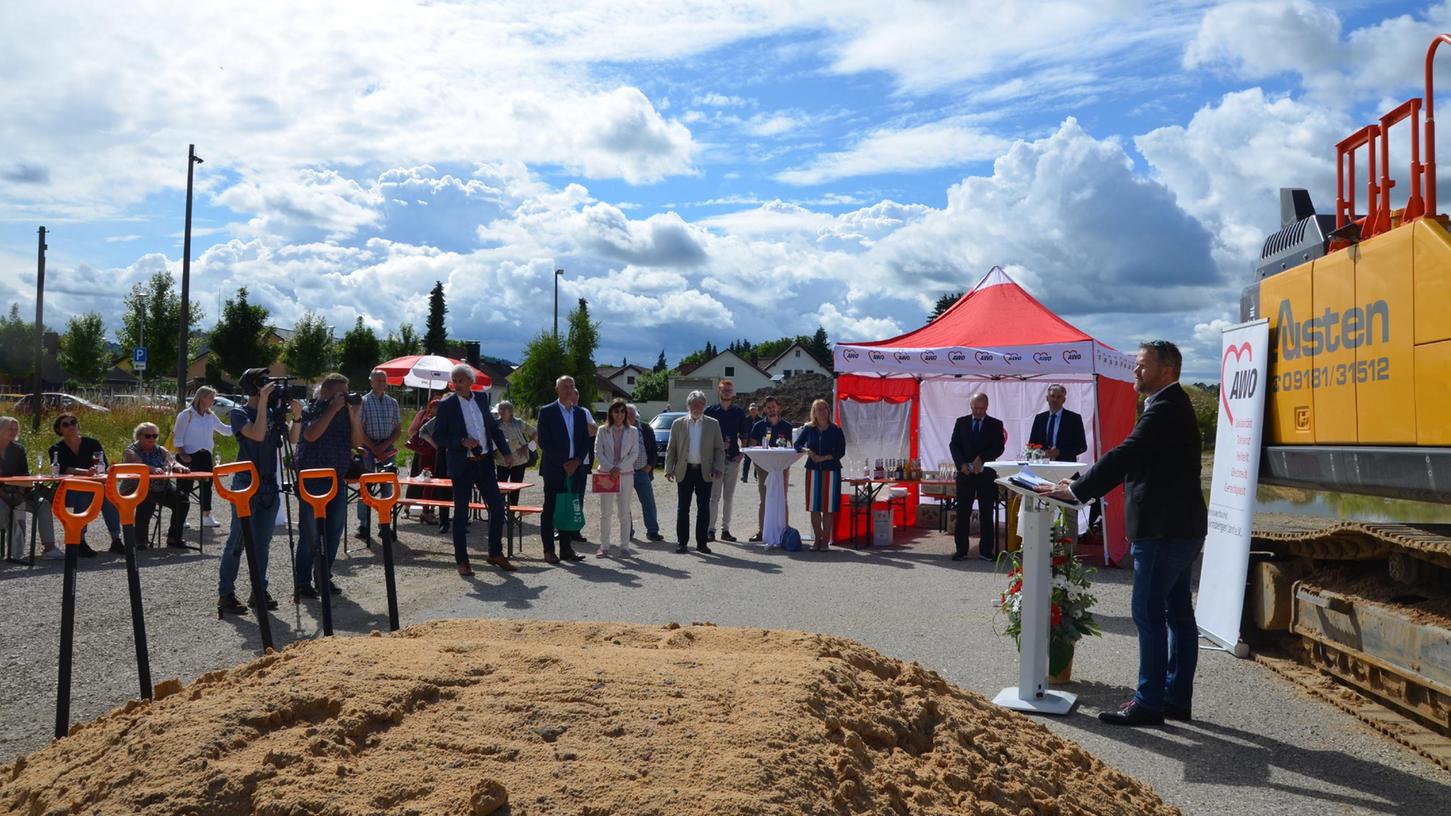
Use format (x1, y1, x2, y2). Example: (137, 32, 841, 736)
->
(202, 514, 221, 528)
(596, 547, 610, 558)
(41, 547, 64, 560)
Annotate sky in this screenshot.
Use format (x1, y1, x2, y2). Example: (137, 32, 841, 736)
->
(1, 0, 1447, 379)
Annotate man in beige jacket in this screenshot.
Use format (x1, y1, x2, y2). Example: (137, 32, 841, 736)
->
(664, 390, 727, 553)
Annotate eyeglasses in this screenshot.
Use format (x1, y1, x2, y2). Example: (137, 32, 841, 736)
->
(140, 433, 159, 439)
(59, 420, 77, 428)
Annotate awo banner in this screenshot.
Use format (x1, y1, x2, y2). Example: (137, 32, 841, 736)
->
(1196, 318, 1269, 652)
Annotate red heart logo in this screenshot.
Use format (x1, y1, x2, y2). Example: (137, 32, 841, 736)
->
(1220, 341, 1252, 424)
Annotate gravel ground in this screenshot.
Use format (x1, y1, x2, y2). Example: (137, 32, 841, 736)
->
(2, 463, 1448, 815)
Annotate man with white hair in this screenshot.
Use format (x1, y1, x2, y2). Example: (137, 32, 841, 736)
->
(536, 375, 592, 563)
(1028, 384, 1087, 462)
(664, 390, 726, 554)
(432, 364, 512, 574)
(122, 421, 191, 549)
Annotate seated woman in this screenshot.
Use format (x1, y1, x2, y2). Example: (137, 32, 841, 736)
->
(122, 422, 191, 549)
(794, 399, 846, 552)
(0, 415, 57, 560)
(47, 413, 122, 556)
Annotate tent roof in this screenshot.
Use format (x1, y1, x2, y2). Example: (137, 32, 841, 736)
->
(855, 267, 1097, 348)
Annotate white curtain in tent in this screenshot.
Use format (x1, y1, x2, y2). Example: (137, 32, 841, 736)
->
(916, 379, 1098, 472)
(838, 398, 913, 476)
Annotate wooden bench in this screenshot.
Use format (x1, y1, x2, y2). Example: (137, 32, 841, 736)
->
(391, 498, 543, 557)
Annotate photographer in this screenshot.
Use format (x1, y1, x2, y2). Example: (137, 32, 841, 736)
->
(354, 369, 400, 543)
(293, 373, 363, 598)
(217, 369, 300, 616)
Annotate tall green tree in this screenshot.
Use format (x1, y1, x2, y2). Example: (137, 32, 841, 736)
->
(930, 291, 963, 321)
(381, 322, 421, 360)
(283, 311, 333, 385)
(117, 270, 205, 380)
(808, 326, 832, 371)
(58, 312, 112, 384)
(424, 281, 448, 354)
(564, 297, 600, 406)
(510, 331, 569, 414)
(208, 288, 276, 380)
(631, 369, 668, 402)
(337, 316, 382, 385)
(654, 350, 667, 373)
(0, 305, 37, 380)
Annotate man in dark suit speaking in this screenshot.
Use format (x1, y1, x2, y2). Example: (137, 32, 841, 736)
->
(1028, 384, 1087, 462)
(536, 375, 592, 564)
(1041, 340, 1207, 726)
(431, 365, 512, 575)
(949, 392, 1005, 562)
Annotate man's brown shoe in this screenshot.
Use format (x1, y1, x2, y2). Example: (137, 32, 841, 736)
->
(487, 555, 517, 572)
(545, 554, 561, 564)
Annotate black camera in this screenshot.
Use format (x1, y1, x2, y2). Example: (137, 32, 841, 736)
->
(345, 391, 363, 406)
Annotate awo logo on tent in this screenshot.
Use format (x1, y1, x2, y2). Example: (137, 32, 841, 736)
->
(974, 351, 995, 364)
(1033, 352, 1052, 364)
(893, 352, 911, 363)
(842, 349, 861, 361)
(947, 350, 967, 364)
(868, 351, 886, 362)
(1062, 350, 1083, 363)
(1002, 352, 1022, 364)
(920, 351, 938, 363)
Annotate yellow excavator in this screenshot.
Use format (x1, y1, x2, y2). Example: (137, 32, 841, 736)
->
(1239, 35, 1451, 763)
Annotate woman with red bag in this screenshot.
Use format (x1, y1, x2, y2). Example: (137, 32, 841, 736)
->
(592, 398, 638, 558)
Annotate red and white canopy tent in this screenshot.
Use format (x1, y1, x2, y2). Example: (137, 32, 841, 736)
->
(374, 354, 491, 392)
(833, 267, 1138, 564)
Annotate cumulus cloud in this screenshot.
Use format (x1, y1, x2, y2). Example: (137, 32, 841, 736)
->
(777, 119, 1011, 184)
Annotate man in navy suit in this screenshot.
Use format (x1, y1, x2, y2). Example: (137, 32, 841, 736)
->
(431, 365, 512, 574)
(949, 392, 1006, 561)
(1028, 384, 1088, 462)
(536, 375, 592, 563)
(1043, 341, 1207, 727)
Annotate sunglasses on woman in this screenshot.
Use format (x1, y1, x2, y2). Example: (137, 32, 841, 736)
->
(59, 420, 78, 428)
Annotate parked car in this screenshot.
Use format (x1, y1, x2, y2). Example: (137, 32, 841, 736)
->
(108, 394, 176, 412)
(10, 392, 110, 414)
(649, 411, 687, 467)
(211, 394, 242, 413)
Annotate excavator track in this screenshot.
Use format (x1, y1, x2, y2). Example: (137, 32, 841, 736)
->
(1250, 517, 1451, 569)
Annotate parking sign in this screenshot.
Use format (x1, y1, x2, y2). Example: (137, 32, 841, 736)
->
(133, 346, 147, 372)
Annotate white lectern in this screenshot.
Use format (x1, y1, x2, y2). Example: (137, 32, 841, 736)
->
(992, 472, 1082, 716)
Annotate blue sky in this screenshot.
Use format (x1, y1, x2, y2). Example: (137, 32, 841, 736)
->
(1, 0, 1445, 377)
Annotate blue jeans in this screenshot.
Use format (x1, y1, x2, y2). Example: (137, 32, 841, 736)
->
(1130, 538, 1203, 711)
(296, 475, 347, 589)
(217, 489, 278, 598)
(632, 469, 658, 536)
(355, 449, 395, 533)
(66, 490, 121, 541)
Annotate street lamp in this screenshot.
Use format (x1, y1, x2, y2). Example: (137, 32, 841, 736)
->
(30, 227, 46, 431)
(553, 268, 564, 337)
(176, 144, 204, 407)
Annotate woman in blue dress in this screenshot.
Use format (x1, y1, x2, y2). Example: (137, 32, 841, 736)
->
(795, 398, 845, 551)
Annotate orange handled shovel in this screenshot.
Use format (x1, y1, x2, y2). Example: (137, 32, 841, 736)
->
(359, 471, 401, 631)
(212, 462, 274, 652)
(52, 477, 103, 739)
(105, 464, 153, 700)
(297, 468, 339, 637)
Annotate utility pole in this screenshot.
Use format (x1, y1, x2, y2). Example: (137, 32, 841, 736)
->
(176, 144, 204, 407)
(30, 227, 46, 431)
(554, 268, 564, 337)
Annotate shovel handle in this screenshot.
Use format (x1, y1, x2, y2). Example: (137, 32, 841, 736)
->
(212, 462, 260, 518)
(52, 478, 104, 546)
(297, 468, 339, 516)
(105, 464, 151, 526)
(358, 471, 399, 526)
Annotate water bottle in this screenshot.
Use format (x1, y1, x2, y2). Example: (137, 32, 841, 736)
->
(420, 468, 432, 482)
(48, 452, 58, 477)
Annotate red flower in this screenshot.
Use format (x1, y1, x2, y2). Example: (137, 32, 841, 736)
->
(1050, 603, 1063, 627)
(1051, 555, 1069, 567)
(1007, 579, 1022, 596)
(1027, 443, 1043, 450)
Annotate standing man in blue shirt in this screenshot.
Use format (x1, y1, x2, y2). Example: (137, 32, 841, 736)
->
(704, 379, 747, 542)
(294, 373, 363, 599)
(536, 375, 592, 564)
(747, 396, 794, 543)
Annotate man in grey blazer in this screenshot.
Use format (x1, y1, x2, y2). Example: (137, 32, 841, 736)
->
(664, 390, 727, 554)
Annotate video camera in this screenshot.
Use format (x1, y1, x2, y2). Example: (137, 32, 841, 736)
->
(239, 368, 294, 420)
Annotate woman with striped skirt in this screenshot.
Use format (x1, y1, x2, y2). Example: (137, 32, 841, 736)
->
(795, 399, 845, 551)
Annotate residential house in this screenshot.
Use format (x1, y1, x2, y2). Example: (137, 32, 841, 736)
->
(763, 341, 830, 381)
(598, 363, 648, 397)
(667, 350, 773, 407)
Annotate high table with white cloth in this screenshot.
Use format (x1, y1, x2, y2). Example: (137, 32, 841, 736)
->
(740, 447, 804, 547)
(988, 460, 1089, 716)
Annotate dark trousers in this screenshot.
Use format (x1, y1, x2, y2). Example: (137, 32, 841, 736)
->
(188, 449, 215, 512)
(138, 482, 189, 542)
(1130, 538, 1203, 711)
(452, 455, 505, 562)
(954, 472, 998, 556)
(500, 464, 527, 505)
(676, 465, 711, 547)
(540, 468, 585, 556)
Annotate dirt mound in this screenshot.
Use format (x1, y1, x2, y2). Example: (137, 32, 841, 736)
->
(0, 620, 1178, 816)
(738, 373, 833, 424)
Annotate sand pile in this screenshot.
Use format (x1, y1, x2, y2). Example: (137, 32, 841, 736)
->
(1, 620, 1178, 816)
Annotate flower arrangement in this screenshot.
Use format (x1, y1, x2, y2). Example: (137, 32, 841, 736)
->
(996, 513, 1101, 676)
(1021, 443, 1046, 462)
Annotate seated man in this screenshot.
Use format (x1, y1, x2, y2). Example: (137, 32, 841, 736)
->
(121, 421, 190, 549)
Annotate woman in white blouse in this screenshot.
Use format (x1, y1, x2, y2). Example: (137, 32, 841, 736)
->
(172, 386, 233, 527)
(592, 398, 638, 558)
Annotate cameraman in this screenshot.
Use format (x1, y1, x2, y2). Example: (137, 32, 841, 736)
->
(217, 369, 300, 616)
(293, 373, 363, 598)
(354, 368, 400, 543)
